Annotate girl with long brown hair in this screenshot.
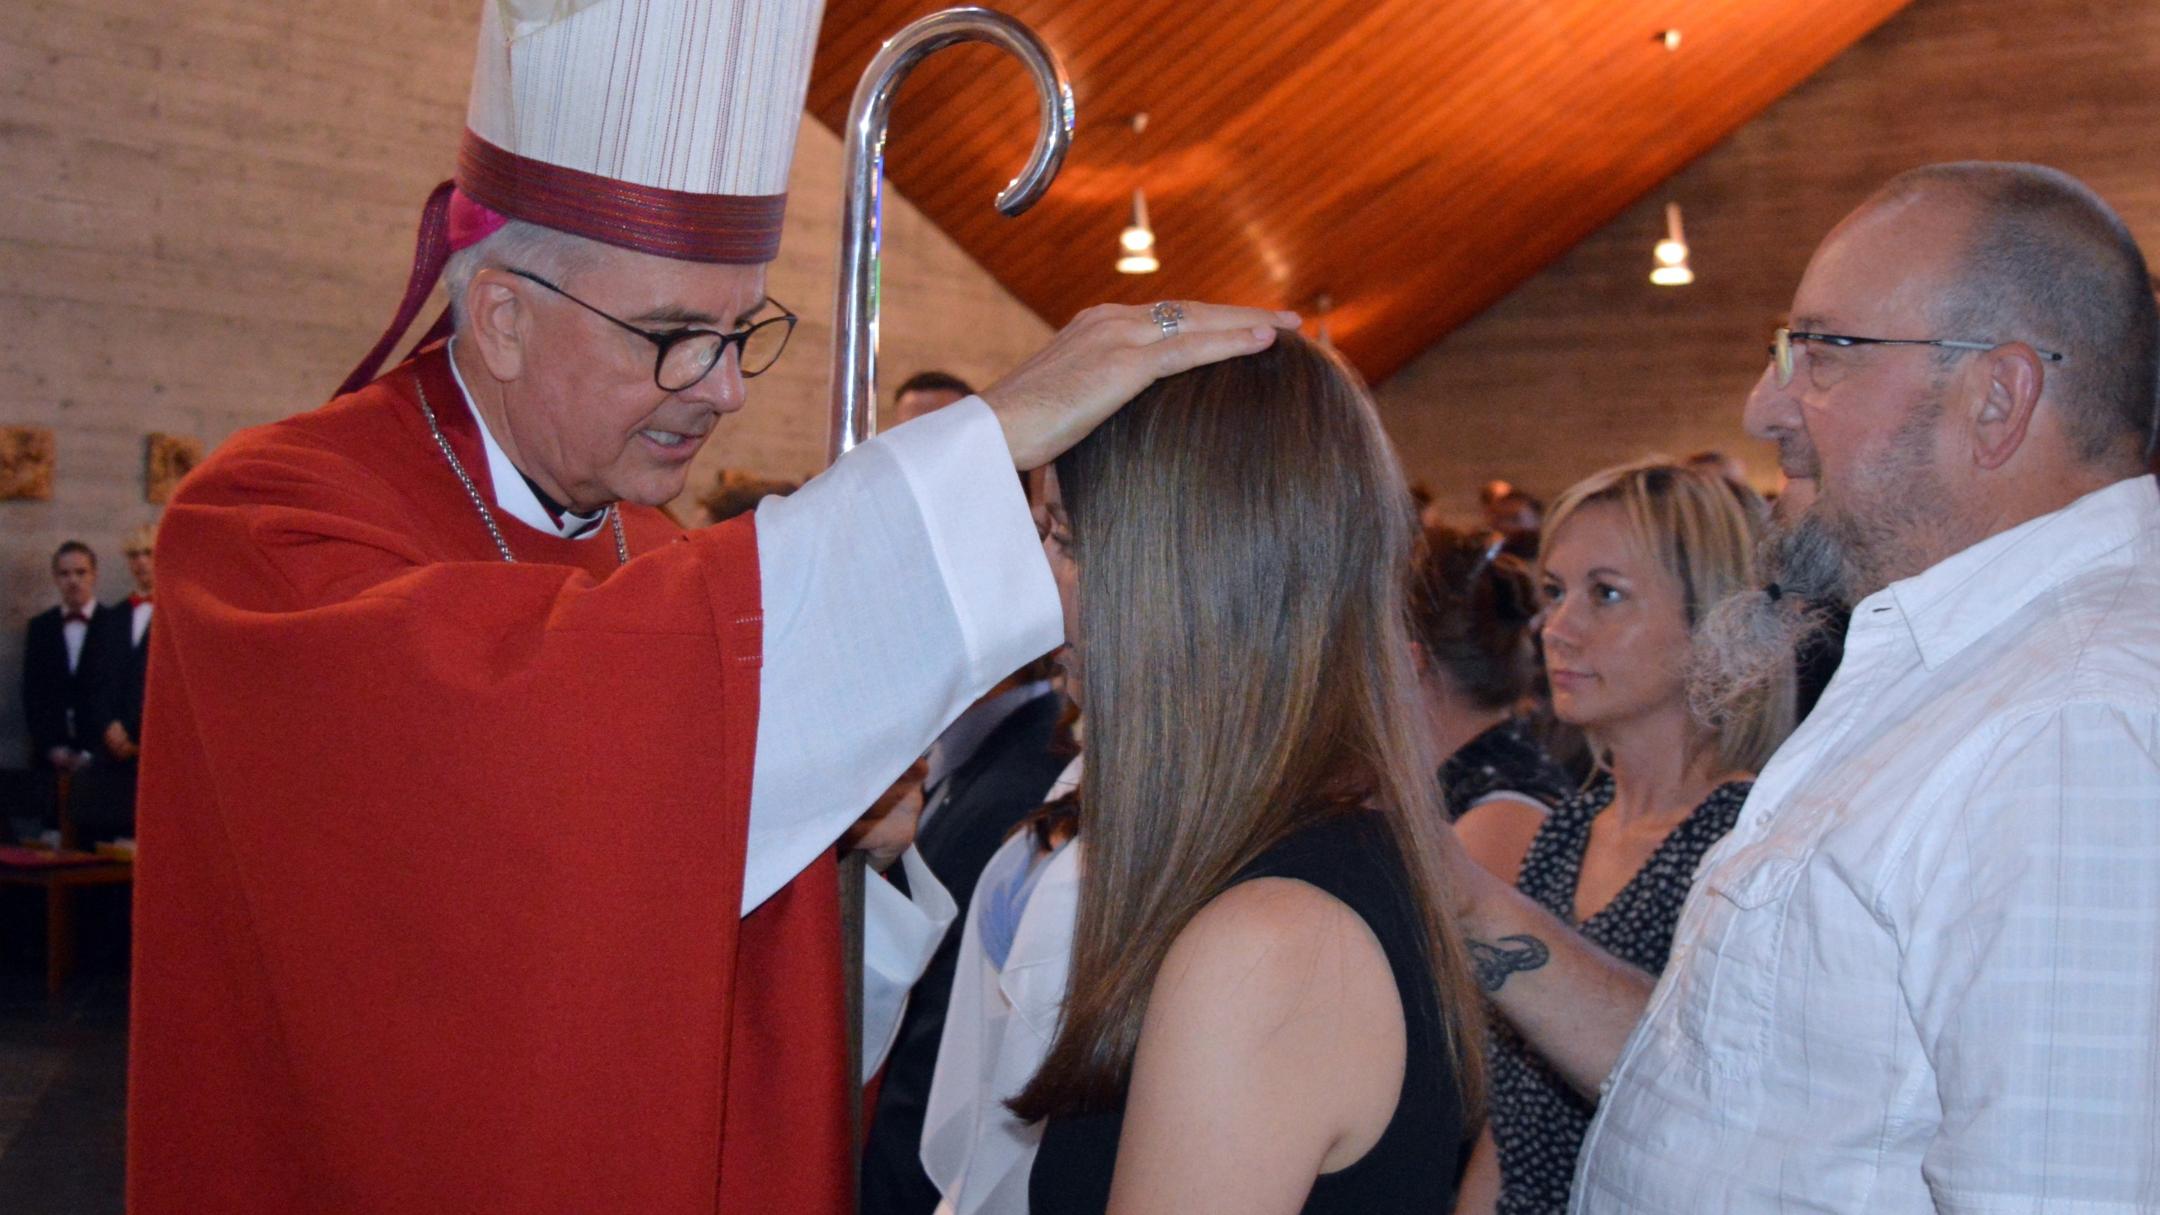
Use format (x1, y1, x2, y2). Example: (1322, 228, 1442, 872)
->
(1014, 333, 1483, 1214)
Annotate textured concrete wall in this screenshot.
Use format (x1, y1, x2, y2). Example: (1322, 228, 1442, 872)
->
(0, 0, 1052, 765)
(1377, 0, 2160, 526)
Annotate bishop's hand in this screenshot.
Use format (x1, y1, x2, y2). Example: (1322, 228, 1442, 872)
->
(982, 302, 1301, 471)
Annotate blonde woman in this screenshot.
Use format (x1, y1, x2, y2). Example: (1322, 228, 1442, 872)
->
(1015, 334, 1483, 1213)
(1454, 461, 1789, 1215)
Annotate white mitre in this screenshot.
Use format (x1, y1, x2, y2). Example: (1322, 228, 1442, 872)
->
(342, 0, 825, 392)
(459, 0, 825, 262)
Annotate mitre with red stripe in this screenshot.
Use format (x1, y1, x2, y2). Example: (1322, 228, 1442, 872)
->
(340, 0, 826, 396)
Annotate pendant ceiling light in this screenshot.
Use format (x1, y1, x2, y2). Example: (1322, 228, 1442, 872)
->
(1648, 30, 1694, 287)
(1117, 187, 1159, 275)
(1650, 201, 1694, 286)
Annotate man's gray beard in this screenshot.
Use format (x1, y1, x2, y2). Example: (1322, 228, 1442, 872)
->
(1687, 511, 1855, 735)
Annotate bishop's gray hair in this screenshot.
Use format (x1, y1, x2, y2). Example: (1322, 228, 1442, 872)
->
(442, 220, 602, 331)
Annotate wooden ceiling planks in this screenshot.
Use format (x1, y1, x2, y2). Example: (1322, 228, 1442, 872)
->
(807, 0, 1915, 382)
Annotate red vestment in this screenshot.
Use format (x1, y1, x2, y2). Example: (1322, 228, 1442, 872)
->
(128, 345, 850, 1213)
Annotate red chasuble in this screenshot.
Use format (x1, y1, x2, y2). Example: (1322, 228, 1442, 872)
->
(128, 345, 850, 1214)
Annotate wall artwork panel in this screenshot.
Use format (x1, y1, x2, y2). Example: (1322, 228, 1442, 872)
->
(146, 433, 204, 504)
(0, 427, 56, 501)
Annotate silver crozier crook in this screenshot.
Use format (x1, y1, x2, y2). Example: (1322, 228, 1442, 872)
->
(829, 6, 1075, 459)
(824, 3, 1074, 1155)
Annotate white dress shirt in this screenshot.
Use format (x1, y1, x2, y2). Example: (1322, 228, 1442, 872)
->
(1575, 476, 2160, 1214)
(924, 756, 1084, 1215)
(58, 601, 100, 749)
(449, 351, 1052, 1073)
(61, 603, 92, 673)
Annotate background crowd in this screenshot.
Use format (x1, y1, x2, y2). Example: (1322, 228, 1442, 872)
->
(819, 160, 2159, 1214)
(16, 526, 155, 852)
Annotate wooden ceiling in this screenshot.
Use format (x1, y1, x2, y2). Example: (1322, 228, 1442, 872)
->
(808, 0, 1914, 383)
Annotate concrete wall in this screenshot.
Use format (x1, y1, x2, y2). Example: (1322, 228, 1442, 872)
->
(0, 0, 1052, 766)
(1377, 0, 2160, 525)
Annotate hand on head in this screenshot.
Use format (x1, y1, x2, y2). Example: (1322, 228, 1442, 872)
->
(983, 301, 1301, 470)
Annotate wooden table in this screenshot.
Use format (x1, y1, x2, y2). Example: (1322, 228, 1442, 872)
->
(0, 858, 134, 995)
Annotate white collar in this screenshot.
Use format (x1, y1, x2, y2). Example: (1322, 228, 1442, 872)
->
(445, 340, 608, 541)
(1876, 474, 2158, 670)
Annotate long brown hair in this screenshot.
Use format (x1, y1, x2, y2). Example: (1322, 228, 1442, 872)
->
(1010, 333, 1484, 1121)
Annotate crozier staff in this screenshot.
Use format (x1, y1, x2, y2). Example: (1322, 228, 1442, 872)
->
(124, 2, 1294, 1213)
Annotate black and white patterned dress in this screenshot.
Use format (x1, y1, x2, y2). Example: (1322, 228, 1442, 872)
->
(1485, 773, 1751, 1214)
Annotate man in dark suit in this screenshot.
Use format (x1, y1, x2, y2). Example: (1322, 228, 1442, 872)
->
(107, 524, 156, 756)
(20, 540, 132, 838)
(76, 522, 159, 842)
(860, 661, 1069, 1215)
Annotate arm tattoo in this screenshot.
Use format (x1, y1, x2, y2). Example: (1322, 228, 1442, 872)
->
(1469, 934, 1551, 993)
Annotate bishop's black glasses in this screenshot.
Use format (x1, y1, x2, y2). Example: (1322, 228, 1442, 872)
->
(506, 268, 798, 391)
(1768, 325, 2065, 388)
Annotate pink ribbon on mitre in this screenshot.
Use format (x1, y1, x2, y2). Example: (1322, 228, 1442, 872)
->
(447, 189, 508, 250)
(334, 184, 511, 398)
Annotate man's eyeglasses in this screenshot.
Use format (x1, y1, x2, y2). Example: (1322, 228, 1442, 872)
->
(506, 268, 797, 392)
(1768, 326, 2065, 389)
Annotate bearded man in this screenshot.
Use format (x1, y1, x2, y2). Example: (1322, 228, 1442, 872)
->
(1449, 162, 2160, 1212)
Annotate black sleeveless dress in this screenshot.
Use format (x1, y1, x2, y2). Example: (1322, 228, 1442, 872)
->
(1028, 811, 1469, 1214)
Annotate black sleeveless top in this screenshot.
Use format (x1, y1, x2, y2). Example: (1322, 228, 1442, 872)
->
(1028, 812, 1468, 1214)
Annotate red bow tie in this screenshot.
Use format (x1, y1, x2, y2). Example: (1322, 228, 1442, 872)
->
(64, 609, 90, 624)
(130, 593, 151, 608)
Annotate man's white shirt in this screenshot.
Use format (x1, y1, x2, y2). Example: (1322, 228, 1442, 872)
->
(61, 604, 92, 673)
(1576, 476, 2160, 1213)
(57, 601, 99, 747)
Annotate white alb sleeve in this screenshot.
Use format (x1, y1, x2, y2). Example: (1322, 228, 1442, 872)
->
(862, 846, 959, 1081)
(740, 398, 1062, 914)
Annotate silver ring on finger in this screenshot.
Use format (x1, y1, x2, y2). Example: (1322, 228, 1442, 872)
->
(1151, 300, 1186, 340)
